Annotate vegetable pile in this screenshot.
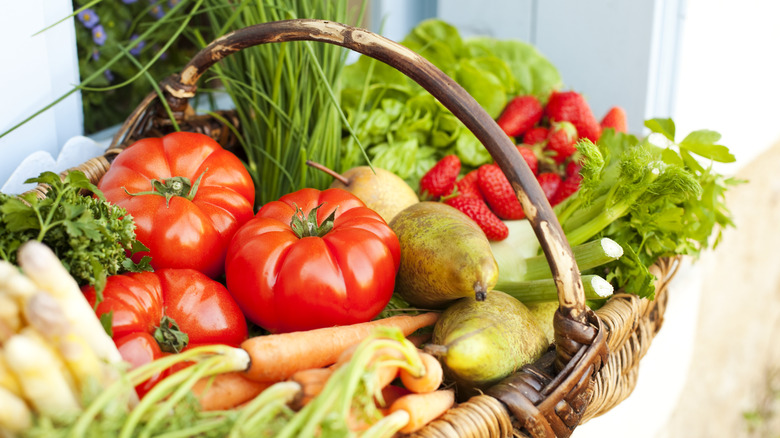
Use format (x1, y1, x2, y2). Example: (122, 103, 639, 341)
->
(0, 13, 742, 438)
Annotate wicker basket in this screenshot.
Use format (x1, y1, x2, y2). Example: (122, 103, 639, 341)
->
(59, 19, 682, 437)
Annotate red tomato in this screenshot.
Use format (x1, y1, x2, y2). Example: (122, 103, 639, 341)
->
(97, 132, 255, 278)
(115, 332, 169, 398)
(225, 188, 401, 334)
(83, 269, 248, 396)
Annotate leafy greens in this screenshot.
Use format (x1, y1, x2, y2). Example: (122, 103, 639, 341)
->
(339, 19, 562, 189)
(0, 171, 141, 287)
(554, 119, 741, 298)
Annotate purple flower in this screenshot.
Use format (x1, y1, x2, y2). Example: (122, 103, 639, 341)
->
(122, 0, 138, 3)
(149, 4, 165, 19)
(168, 0, 180, 8)
(77, 8, 99, 29)
(104, 69, 115, 82)
(92, 49, 100, 61)
(129, 34, 146, 56)
(92, 25, 107, 45)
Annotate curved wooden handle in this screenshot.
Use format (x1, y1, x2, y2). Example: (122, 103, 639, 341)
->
(163, 19, 587, 333)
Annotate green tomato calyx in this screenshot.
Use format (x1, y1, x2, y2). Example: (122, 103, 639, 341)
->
(290, 203, 336, 239)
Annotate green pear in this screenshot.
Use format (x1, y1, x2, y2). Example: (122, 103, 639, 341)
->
(526, 301, 558, 345)
(328, 166, 419, 223)
(427, 290, 549, 398)
(389, 202, 498, 308)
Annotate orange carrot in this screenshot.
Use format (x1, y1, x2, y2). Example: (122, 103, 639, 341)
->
(289, 367, 334, 408)
(241, 312, 440, 382)
(377, 384, 412, 413)
(399, 351, 443, 394)
(191, 372, 273, 411)
(406, 332, 432, 348)
(389, 389, 456, 433)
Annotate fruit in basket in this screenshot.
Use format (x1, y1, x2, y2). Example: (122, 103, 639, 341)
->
(477, 163, 525, 220)
(82, 268, 249, 397)
(546, 121, 578, 164)
(426, 290, 548, 398)
(225, 188, 400, 334)
(97, 132, 255, 279)
(389, 201, 498, 308)
(545, 90, 602, 142)
(419, 154, 461, 200)
(600, 106, 628, 133)
(443, 195, 508, 241)
(496, 95, 544, 137)
(326, 165, 419, 223)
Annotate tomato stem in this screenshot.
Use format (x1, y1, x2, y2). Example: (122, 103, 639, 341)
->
(290, 203, 336, 239)
(123, 169, 208, 207)
(154, 315, 189, 353)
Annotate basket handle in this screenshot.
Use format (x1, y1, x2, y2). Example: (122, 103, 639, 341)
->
(131, 19, 591, 364)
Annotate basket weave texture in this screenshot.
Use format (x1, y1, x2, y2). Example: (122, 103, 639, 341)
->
(54, 19, 682, 438)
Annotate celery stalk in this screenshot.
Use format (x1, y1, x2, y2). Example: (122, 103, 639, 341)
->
(495, 237, 623, 290)
(500, 275, 614, 304)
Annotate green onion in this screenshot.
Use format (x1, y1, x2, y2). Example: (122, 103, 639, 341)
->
(195, 0, 367, 206)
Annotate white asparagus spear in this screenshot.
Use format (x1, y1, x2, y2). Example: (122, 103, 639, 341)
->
(4, 328, 81, 420)
(16, 241, 124, 365)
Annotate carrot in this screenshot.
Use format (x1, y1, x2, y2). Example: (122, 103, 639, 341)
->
(241, 312, 440, 382)
(191, 372, 273, 411)
(289, 367, 334, 408)
(399, 351, 443, 394)
(406, 332, 432, 348)
(389, 389, 456, 434)
(376, 384, 412, 413)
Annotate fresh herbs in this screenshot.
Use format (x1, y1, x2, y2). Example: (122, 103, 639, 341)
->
(554, 119, 741, 298)
(192, 0, 364, 206)
(339, 19, 562, 189)
(0, 171, 139, 287)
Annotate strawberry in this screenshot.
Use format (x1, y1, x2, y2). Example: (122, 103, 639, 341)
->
(419, 155, 461, 200)
(496, 95, 544, 138)
(445, 195, 509, 241)
(522, 126, 549, 146)
(600, 106, 628, 133)
(455, 169, 482, 199)
(545, 121, 578, 164)
(565, 160, 583, 180)
(536, 172, 562, 202)
(545, 90, 602, 142)
(550, 176, 580, 206)
(517, 145, 539, 175)
(477, 164, 525, 220)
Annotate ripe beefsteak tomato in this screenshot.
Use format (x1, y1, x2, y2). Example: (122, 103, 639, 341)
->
(97, 132, 255, 278)
(83, 268, 248, 396)
(225, 188, 401, 333)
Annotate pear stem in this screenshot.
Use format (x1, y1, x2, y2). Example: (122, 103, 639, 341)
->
(305, 160, 350, 186)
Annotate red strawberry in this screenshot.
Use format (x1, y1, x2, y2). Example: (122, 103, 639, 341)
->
(522, 126, 549, 146)
(445, 196, 508, 241)
(517, 145, 539, 175)
(545, 90, 602, 142)
(419, 155, 461, 200)
(455, 169, 482, 199)
(496, 95, 544, 138)
(600, 106, 628, 133)
(550, 177, 581, 206)
(565, 160, 583, 180)
(477, 164, 525, 220)
(546, 121, 578, 164)
(536, 172, 562, 202)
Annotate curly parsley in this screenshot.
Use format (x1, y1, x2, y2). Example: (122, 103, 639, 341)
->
(0, 170, 141, 287)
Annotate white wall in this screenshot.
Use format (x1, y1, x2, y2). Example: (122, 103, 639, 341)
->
(0, 0, 83, 187)
(673, 0, 780, 171)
